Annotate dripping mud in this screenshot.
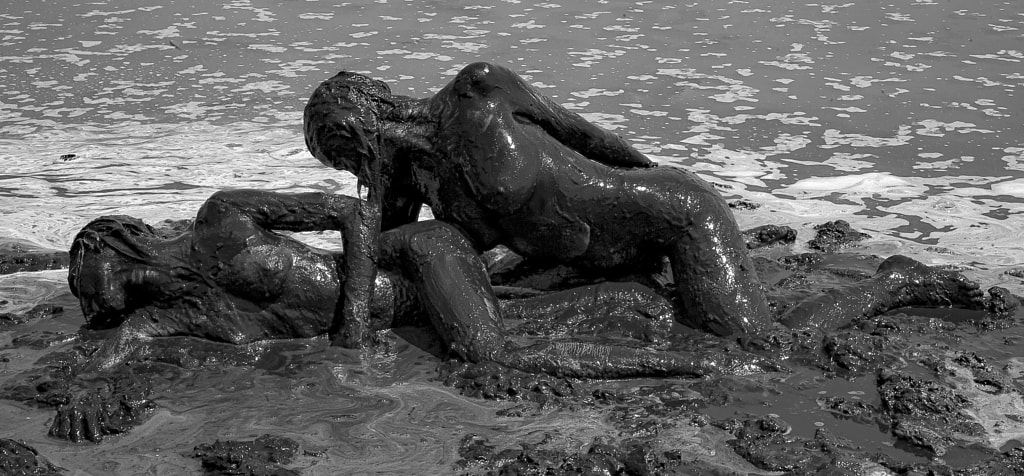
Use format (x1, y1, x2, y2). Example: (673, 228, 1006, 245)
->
(2, 220, 1024, 475)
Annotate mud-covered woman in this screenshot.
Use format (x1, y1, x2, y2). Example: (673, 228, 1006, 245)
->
(70, 189, 780, 378)
(69, 189, 985, 380)
(302, 62, 984, 354)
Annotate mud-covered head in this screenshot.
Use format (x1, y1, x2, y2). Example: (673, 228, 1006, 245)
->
(69, 215, 160, 329)
(304, 71, 393, 179)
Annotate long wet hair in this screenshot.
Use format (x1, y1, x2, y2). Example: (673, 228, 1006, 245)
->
(68, 215, 157, 299)
(303, 72, 394, 339)
(303, 71, 394, 186)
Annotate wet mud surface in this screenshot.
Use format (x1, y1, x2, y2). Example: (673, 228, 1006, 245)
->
(1, 0, 1023, 473)
(3, 228, 1024, 474)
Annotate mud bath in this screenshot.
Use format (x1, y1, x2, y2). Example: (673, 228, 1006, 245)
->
(2, 0, 1024, 473)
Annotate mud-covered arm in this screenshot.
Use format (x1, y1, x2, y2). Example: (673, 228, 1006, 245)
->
(523, 92, 655, 168)
(201, 189, 381, 348)
(502, 73, 653, 168)
(202, 189, 361, 232)
(330, 188, 380, 348)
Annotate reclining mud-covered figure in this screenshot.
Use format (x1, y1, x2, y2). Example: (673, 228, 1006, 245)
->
(69, 190, 985, 380)
(69, 190, 773, 378)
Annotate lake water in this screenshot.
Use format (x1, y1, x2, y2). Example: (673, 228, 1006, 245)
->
(1, 0, 1023, 473)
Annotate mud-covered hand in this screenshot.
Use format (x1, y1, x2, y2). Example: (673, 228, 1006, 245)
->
(48, 373, 154, 443)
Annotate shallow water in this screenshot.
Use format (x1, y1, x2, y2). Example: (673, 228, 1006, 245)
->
(1, 0, 1024, 473)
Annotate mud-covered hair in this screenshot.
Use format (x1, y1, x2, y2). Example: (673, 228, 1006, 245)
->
(303, 72, 394, 177)
(68, 215, 156, 298)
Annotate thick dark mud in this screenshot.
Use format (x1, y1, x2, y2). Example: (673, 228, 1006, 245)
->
(2, 228, 1024, 474)
(191, 434, 302, 476)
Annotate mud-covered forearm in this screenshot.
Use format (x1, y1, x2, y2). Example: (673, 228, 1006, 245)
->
(331, 191, 382, 348)
(450, 62, 653, 169)
(201, 189, 361, 232)
(530, 93, 654, 168)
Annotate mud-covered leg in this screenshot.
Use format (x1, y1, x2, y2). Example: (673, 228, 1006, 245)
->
(379, 221, 507, 362)
(667, 181, 772, 337)
(779, 255, 985, 330)
(500, 282, 676, 343)
(381, 221, 781, 377)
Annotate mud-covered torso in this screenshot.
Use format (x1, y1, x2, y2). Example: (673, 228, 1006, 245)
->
(188, 227, 418, 340)
(415, 119, 661, 269)
(188, 229, 340, 338)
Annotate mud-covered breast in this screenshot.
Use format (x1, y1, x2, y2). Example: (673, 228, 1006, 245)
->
(219, 244, 295, 302)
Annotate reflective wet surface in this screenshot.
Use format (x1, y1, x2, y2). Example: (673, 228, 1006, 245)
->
(2, 0, 1024, 473)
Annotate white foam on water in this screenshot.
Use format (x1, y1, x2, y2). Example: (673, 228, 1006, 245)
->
(0, 119, 354, 250)
(2, 0, 1024, 470)
(778, 172, 924, 199)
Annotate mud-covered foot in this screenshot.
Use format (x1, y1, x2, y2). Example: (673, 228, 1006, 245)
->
(875, 255, 985, 309)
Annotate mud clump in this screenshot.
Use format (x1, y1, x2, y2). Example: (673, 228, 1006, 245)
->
(821, 328, 898, 376)
(191, 434, 300, 476)
(944, 351, 1015, 394)
(0, 438, 64, 475)
(454, 433, 683, 476)
(818, 395, 880, 425)
(438, 360, 578, 404)
(0, 246, 69, 275)
(725, 415, 843, 473)
(957, 446, 1024, 475)
(728, 199, 761, 210)
(876, 369, 985, 456)
(987, 286, 1021, 316)
(1, 361, 77, 409)
(1, 357, 157, 444)
(807, 220, 870, 253)
(742, 224, 797, 249)
(0, 305, 64, 330)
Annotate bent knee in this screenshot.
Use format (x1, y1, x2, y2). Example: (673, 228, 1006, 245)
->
(385, 221, 476, 259)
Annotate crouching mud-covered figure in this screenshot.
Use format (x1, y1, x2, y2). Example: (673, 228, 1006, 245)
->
(305, 62, 773, 346)
(302, 62, 988, 348)
(69, 190, 777, 378)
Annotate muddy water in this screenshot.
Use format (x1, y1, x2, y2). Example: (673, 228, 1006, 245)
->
(1, 0, 1023, 473)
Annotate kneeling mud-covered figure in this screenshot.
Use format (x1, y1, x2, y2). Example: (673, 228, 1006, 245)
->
(69, 191, 985, 380)
(305, 62, 771, 345)
(303, 62, 985, 349)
